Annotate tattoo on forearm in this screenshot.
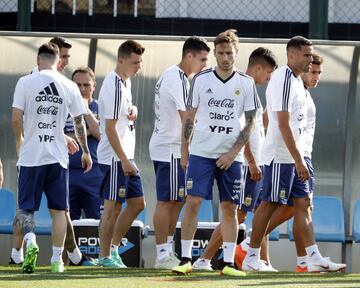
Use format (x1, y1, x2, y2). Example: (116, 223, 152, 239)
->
(64, 215, 77, 251)
(184, 119, 194, 141)
(233, 110, 256, 150)
(74, 115, 90, 153)
(17, 210, 35, 235)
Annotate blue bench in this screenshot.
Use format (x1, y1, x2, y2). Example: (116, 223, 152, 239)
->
(0, 188, 16, 234)
(178, 199, 213, 222)
(288, 196, 345, 243)
(34, 194, 52, 235)
(244, 211, 280, 241)
(353, 199, 360, 243)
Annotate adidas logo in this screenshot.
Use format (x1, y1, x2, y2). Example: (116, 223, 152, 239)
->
(249, 253, 256, 257)
(159, 249, 166, 253)
(35, 82, 63, 104)
(310, 251, 317, 257)
(205, 88, 213, 94)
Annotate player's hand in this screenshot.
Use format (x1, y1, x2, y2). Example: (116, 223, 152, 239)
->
(127, 106, 138, 121)
(121, 158, 138, 176)
(65, 135, 79, 155)
(295, 158, 310, 182)
(81, 152, 93, 173)
(216, 150, 237, 170)
(249, 161, 262, 181)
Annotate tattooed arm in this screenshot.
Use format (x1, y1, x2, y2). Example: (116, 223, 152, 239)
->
(73, 115, 92, 173)
(180, 107, 197, 171)
(216, 109, 256, 170)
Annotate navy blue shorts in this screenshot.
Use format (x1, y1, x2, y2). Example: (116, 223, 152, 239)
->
(99, 160, 144, 203)
(153, 157, 186, 202)
(186, 155, 242, 204)
(240, 165, 263, 212)
(262, 161, 310, 204)
(69, 165, 103, 220)
(18, 163, 69, 211)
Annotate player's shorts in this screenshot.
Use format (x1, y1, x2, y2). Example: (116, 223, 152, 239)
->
(185, 154, 242, 205)
(262, 161, 310, 204)
(99, 159, 144, 203)
(287, 157, 314, 206)
(18, 163, 69, 211)
(69, 164, 103, 220)
(153, 156, 186, 202)
(240, 165, 264, 212)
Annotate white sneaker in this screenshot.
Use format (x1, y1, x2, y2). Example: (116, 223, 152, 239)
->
(155, 255, 180, 269)
(308, 257, 346, 273)
(192, 258, 213, 271)
(261, 260, 278, 272)
(242, 255, 270, 272)
(169, 252, 180, 266)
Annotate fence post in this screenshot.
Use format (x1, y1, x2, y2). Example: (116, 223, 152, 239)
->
(17, 0, 31, 31)
(309, 0, 328, 39)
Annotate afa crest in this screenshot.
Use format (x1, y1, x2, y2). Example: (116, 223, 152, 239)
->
(178, 187, 185, 198)
(186, 179, 193, 190)
(234, 88, 241, 96)
(118, 187, 126, 198)
(244, 196, 252, 207)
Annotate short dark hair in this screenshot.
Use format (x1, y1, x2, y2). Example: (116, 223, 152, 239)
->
(50, 36, 72, 49)
(286, 35, 312, 51)
(312, 53, 324, 65)
(72, 67, 96, 81)
(38, 42, 59, 57)
(214, 29, 239, 47)
(248, 47, 278, 69)
(182, 36, 210, 58)
(117, 40, 145, 59)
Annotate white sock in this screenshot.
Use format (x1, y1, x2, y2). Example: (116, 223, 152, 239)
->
(167, 235, 174, 255)
(24, 232, 36, 247)
(67, 247, 82, 264)
(156, 243, 169, 260)
(247, 247, 260, 260)
(111, 244, 119, 254)
(223, 242, 236, 264)
(181, 240, 193, 259)
(241, 236, 251, 252)
(305, 244, 323, 262)
(51, 246, 64, 264)
(297, 255, 308, 267)
(11, 248, 24, 263)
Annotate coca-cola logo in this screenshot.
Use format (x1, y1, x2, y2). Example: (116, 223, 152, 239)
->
(37, 105, 59, 115)
(208, 98, 234, 108)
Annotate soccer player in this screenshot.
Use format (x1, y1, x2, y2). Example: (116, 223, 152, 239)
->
(97, 40, 145, 267)
(172, 29, 259, 276)
(10, 37, 96, 267)
(64, 67, 102, 220)
(241, 36, 346, 272)
(149, 36, 210, 269)
(11, 42, 92, 273)
(192, 47, 278, 271)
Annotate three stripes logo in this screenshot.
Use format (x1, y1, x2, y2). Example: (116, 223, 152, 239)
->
(35, 82, 63, 104)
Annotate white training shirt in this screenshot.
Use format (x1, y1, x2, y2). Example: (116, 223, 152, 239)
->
(188, 67, 260, 161)
(149, 65, 189, 162)
(12, 69, 87, 168)
(243, 105, 265, 166)
(97, 71, 135, 165)
(304, 89, 316, 158)
(261, 65, 307, 165)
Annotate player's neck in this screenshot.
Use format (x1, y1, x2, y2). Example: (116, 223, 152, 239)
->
(114, 66, 129, 82)
(178, 61, 190, 77)
(287, 63, 301, 77)
(215, 66, 234, 80)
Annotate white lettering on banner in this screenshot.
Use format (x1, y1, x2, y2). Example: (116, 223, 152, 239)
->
(192, 239, 209, 248)
(208, 98, 234, 108)
(209, 125, 233, 134)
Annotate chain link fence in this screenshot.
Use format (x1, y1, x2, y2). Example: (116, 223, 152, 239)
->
(0, 0, 359, 22)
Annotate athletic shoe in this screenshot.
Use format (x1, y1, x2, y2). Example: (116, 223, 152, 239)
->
(98, 257, 123, 268)
(169, 252, 180, 266)
(22, 243, 39, 274)
(242, 255, 273, 272)
(307, 257, 346, 273)
(261, 260, 278, 272)
(295, 265, 308, 273)
(172, 258, 192, 275)
(69, 254, 98, 266)
(234, 244, 247, 269)
(111, 251, 127, 268)
(155, 255, 181, 269)
(9, 257, 23, 266)
(221, 264, 246, 277)
(51, 261, 65, 273)
(192, 258, 213, 271)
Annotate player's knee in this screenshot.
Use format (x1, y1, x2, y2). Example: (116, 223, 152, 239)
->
(185, 196, 202, 214)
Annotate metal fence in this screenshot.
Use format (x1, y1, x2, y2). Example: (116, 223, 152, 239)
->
(0, 0, 359, 22)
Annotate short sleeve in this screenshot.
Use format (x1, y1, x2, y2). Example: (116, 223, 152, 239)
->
(243, 79, 260, 112)
(167, 77, 188, 111)
(12, 78, 26, 111)
(100, 76, 123, 120)
(187, 75, 200, 108)
(68, 83, 87, 118)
